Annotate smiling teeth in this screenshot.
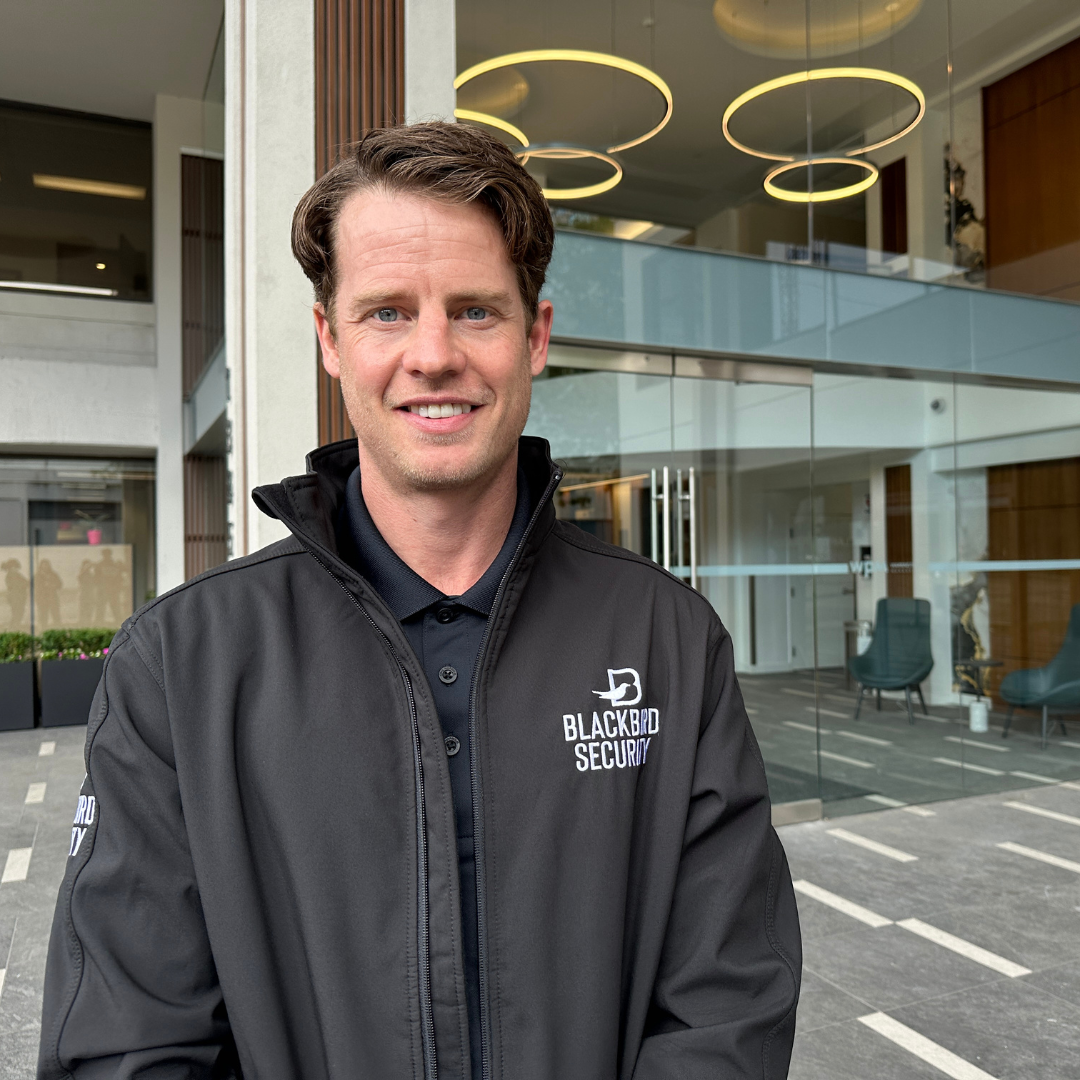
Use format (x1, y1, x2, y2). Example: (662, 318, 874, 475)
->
(409, 403, 472, 418)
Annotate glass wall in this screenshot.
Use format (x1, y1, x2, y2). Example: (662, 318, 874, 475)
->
(0, 457, 155, 637)
(0, 100, 152, 300)
(456, 0, 1080, 302)
(527, 345, 1080, 814)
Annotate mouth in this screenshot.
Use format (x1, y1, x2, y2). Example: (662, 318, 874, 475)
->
(402, 402, 474, 418)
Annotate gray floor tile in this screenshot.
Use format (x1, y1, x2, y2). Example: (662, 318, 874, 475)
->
(892, 979, 1080, 1080)
(789, 1017, 945, 1080)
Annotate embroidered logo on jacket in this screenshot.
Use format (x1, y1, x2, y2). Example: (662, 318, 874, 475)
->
(564, 667, 659, 772)
(592, 667, 642, 706)
(69, 794, 96, 857)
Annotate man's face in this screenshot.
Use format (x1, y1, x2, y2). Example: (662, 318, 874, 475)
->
(314, 189, 553, 493)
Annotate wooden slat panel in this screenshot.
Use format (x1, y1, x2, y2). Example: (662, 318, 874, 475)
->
(314, 0, 404, 446)
(986, 455, 1080, 700)
(184, 455, 229, 579)
(880, 157, 908, 257)
(181, 155, 225, 397)
(984, 36, 1080, 294)
(885, 463, 913, 599)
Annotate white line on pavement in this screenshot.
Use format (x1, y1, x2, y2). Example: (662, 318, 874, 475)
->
(933, 757, 1004, 776)
(828, 827, 918, 862)
(1010, 771, 1061, 785)
(858, 1013, 1000, 1080)
(866, 794, 906, 807)
(996, 841, 1080, 875)
(820, 750, 876, 769)
(816, 707, 853, 720)
(1, 848, 32, 884)
(793, 879, 893, 927)
(745, 707, 758, 715)
(944, 735, 1009, 752)
(835, 730, 893, 746)
(902, 805, 936, 817)
(1063, 782, 1080, 791)
(782, 688, 816, 698)
(38, 741, 55, 757)
(1059, 741, 1080, 750)
(896, 918, 1031, 978)
(1003, 801, 1080, 827)
(24, 783, 46, 805)
(0, 967, 5, 1000)
(784, 720, 825, 734)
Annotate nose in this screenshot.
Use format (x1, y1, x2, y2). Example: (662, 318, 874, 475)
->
(402, 309, 467, 381)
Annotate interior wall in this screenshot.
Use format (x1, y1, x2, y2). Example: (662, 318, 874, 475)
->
(984, 33, 1080, 301)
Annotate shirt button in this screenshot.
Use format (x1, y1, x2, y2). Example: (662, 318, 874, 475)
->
(444, 735, 460, 757)
(439, 665, 458, 685)
(436, 607, 455, 624)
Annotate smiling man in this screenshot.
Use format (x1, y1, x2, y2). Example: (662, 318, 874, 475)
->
(39, 123, 800, 1080)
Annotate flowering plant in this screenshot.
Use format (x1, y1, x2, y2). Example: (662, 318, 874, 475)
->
(0, 632, 36, 663)
(38, 629, 117, 662)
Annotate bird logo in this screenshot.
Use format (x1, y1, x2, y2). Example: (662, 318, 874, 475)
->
(592, 668, 642, 707)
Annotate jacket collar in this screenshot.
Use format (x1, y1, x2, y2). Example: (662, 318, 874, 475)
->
(252, 435, 561, 575)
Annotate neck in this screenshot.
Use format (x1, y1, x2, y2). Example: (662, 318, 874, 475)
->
(359, 449, 520, 596)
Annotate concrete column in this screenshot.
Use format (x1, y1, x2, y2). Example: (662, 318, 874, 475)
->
(226, 0, 317, 558)
(405, 0, 456, 123)
(153, 95, 206, 594)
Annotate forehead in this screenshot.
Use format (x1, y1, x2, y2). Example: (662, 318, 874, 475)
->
(333, 188, 515, 288)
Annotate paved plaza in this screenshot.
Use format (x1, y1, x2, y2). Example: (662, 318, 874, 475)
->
(1, 721, 1079, 1078)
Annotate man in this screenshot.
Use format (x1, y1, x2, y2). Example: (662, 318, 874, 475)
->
(40, 123, 800, 1079)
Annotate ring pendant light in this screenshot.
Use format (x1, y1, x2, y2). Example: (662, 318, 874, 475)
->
(455, 49, 674, 154)
(722, 67, 926, 161)
(517, 146, 624, 199)
(453, 108, 530, 149)
(764, 157, 879, 203)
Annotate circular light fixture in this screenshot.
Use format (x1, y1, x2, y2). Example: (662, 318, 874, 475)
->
(517, 145, 623, 200)
(764, 157, 880, 203)
(453, 108, 529, 149)
(722, 67, 925, 161)
(712, 0, 922, 60)
(455, 49, 673, 154)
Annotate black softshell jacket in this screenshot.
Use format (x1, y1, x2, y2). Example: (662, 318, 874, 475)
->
(39, 437, 801, 1080)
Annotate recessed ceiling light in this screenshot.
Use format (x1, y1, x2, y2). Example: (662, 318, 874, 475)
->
(95, 262, 106, 270)
(33, 174, 146, 200)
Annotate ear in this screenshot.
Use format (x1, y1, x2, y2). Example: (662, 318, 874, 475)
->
(528, 299, 554, 378)
(314, 303, 341, 379)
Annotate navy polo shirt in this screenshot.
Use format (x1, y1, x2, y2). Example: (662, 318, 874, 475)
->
(337, 465, 532, 1078)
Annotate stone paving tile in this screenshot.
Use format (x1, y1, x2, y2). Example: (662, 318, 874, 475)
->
(2, 720, 1080, 1078)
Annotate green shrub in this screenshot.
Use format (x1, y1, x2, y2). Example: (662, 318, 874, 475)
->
(38, 628, 117, 661)
(0, 632, 36, 663)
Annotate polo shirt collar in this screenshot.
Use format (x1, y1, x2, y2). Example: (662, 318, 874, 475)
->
(341, 463, 533, 621)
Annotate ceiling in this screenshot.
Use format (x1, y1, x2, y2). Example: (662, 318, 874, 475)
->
(456, 0, 1080, 228)
(0, 0, 223, 122)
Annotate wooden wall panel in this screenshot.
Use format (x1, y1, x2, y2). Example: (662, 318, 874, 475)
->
(181, 155, 225, 397)
(184, 455, 229, 579)
(885, 464, 913, 598)
(983, 35, 1080, 300)
(880, 157, 908, 257)
(314, 0, 405, 446)
(986, 456, 1080, 699)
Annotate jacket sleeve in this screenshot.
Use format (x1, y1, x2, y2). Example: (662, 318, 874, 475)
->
(633, 627, 802, 1079)
(38, 628, 237, 1079)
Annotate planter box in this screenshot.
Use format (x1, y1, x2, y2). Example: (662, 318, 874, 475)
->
(0, 662, 36, 731)
(40, 658, 105, 728)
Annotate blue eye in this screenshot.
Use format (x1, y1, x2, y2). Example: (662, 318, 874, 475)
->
(465, 307, 487, 321)
(375, 308, 398, 322)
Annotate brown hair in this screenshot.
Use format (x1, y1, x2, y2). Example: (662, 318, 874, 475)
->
(291, 122, 554, 330)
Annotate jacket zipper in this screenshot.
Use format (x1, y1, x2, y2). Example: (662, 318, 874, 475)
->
(310, 557, 438, 1080)
(469, 466, 563, 1080)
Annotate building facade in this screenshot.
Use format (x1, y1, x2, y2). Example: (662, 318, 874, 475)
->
(3, 0, 1080, 816)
